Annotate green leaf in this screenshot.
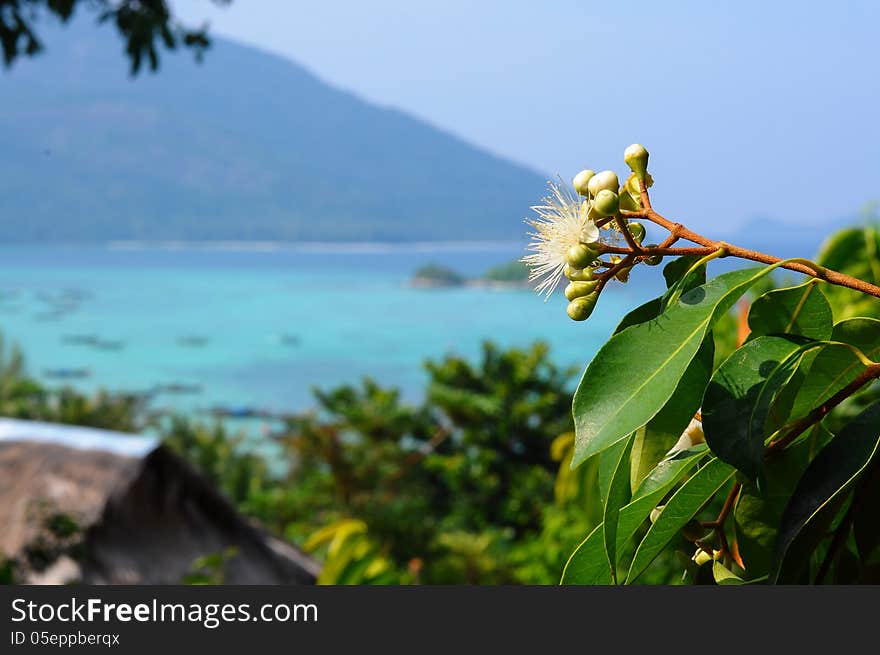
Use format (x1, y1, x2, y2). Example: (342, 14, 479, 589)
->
(630, 337, 714, 492)
(573, 266, 778, 467)
(663, 255, 708, 290)
(603, 434, 633, 583)
(702, 336, 804, 486)
(562, 446, 707, 584)
(788, 318, 880, 420)
(733, 435, 814, 580)
(626, 457, 736, 583)
(560, 523, 613, 585)
(613, 255, 707, 335)
(770, 401, 880, 583)
(815, 225, 880, 320)
(712, 560, 746, 585)
(747, 280, 833, 341)
(853, 469, 880, 564)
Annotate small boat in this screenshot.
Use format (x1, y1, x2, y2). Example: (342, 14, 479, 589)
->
(279, 334, 301, 346)
(43, 367, 91, 380)
(93, 339, 125, 351)
(176, 336, 210, 347)
(153, 382, 203, 395)
(62, 334, 100, 346)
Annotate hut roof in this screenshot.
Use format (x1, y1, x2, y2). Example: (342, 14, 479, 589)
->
(0, 419, 319, 585)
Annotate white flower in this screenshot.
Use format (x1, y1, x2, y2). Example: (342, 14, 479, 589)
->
(521, 182, 601, 300)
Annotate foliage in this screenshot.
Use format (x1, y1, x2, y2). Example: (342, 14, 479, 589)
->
(0, 0, 229, 74)
(541, 146, 880, 585)
(411, 263, 466, 286)
(261, 342, 589, 584)
(0, 334, 147, 430)
(483, 259, 529, 283)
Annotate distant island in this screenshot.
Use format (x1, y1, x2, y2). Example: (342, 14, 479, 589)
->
(410, 260, 530, 289)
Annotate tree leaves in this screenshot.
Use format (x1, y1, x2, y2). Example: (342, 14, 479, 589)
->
(561, 446, 707, 584)
(560, 523, 613, 584)
(747, 280, 833, 340)
(702, 336, 804, 487)
(572, 265, 777, 468)
(788, 318, 880, 421)
(626, 457, 735, 583)
(630, 337, 714, 491)
(770, 401, 880, 583)
(602, 435, 633, 583)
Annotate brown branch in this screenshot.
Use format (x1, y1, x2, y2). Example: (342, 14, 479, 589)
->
(767, 364, 880, 454)
(633, 180, 880, 299)
(596, 254, 635, 283)
(615, 215, 643, 252)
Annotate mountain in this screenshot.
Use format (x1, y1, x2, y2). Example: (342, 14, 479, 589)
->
(0, 20, 546, 243)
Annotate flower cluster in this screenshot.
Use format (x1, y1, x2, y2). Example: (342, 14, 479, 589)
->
(522, 144, 657, 321)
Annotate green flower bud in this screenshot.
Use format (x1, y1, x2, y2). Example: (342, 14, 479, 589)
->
(693, 549, 713, 567)
(618, 189, 641, 212)
(592, 189, 619, 217)
(586, 169, 619, 197)
(566, 292, 598, 321)
(564, 264, 595, 282)
(615, 266, 633, 283)
(564, 280, 599, 301)
(566, 243, 597, 269)
(643, 244, 663, 266)
(572, 169, 595, 196)
(627, 222, 646, 242)
(649, 506, 664, 523)
(624, 143, 649, 179)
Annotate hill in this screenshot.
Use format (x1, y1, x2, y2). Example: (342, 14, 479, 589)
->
(0, 20, 545, 243)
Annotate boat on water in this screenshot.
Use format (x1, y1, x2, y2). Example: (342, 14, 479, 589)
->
(176, 336, 210, 347)
(42, 368, 91, 380)
(62, 334, 100, 346)
(93, 339, 125, 351)
(153, 382, 203, 395)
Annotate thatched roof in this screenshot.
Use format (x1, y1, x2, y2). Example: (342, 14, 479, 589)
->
(0, 420, 319, 584)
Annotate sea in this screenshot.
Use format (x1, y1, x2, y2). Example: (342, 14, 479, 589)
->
(0, 243, 662, 428)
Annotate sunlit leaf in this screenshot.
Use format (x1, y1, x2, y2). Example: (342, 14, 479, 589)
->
(573, 266, 779, 467)
(626, 457, 735, 583)
(747, 280, 833, 340)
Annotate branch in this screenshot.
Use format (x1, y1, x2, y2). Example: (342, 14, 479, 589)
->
(631, 180, 880, 299)
(767, 363, 880, 454)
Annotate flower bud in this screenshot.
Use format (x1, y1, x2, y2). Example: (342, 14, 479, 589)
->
(624, 143, 649, 179)
(572, 169, 595, 196)
(627, 222, 646, 242)
(683, 418, 705, 445)
(649, 506, 664, 523)
(693, 549, 713, 567)
(564, 264, 595, 282)
(587, 169, 619, 197)
(592, 189, 619, 217)
(564, 280, 599, 301)
(618, 190, 641, 212)
(642, 244, 663, 266)
(566, 243, 597, 269)
(566, 292, 598, 321)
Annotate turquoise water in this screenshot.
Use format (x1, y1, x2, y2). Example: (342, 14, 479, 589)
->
(0, 244, 660, 419)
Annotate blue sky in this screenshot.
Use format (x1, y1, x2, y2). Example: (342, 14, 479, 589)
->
(172, 0, 879, 233)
